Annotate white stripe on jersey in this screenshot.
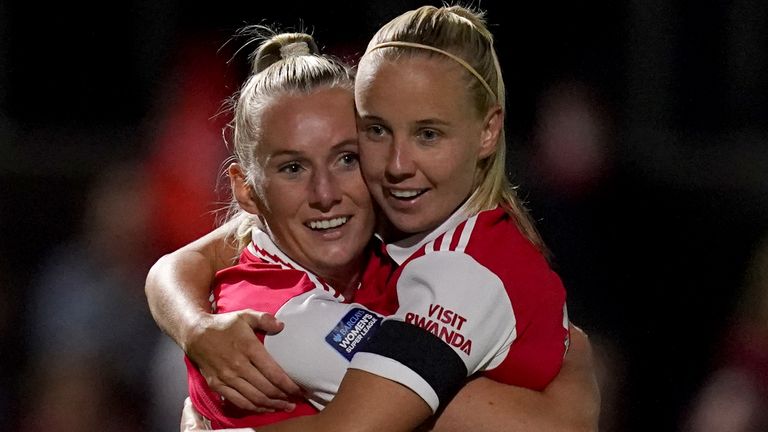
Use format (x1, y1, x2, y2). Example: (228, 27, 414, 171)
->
(248, 229, 343, 300)
(424, 214, 479, 255)
(455, 214, 477, 253)
(442, 225, 458, 252)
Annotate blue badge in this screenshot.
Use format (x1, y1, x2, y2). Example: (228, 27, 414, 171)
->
(325, 307, 382, 361)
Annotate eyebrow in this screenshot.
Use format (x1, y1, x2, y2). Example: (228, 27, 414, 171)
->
(267, 138, 359, 160)
(333, 138, 359, 149)
(414, 118, 451, 127)
(265, 147, 302, 159)
(359, 114, 450, 127)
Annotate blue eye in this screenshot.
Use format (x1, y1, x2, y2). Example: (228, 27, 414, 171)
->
(419, 129, 439, 141)
(339, 152, 359, 167)
(279, 162, 303, 175)
(364, 124, 388, 141)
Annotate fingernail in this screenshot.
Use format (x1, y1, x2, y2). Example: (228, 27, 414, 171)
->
(284, 403, 296, 413)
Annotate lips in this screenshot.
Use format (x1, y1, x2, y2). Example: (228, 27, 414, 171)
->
(388, 188, 428, 200)
(305, 216, 349, 231)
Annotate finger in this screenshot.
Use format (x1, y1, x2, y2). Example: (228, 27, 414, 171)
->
(222, 377, 296, 412)
(217, 385, 275, 413)
(226, 374, 297, 412)
(239, 310, 285, 335)
(210, 354, 291, 401)
(200, 360, 295, 411)
(244, 344, 304, 397)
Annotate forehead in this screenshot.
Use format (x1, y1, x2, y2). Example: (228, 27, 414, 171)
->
(355, 55, 476, 118)
(259, 87, 357, 151)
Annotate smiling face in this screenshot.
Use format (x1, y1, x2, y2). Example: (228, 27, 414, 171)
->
(231, 86, 374, 286)
(355, 55, 499, 237)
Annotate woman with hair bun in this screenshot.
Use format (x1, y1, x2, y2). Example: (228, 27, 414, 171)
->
(148, 7, 600, 431)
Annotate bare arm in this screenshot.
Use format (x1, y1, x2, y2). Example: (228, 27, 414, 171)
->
(145, 220, 236, 346)
(145, 219, 302, 411)
(255, 369, 432, 432)
(181, 325, 599, 432)
(251, 325, 598, 432)
(429, 324, 600, 432)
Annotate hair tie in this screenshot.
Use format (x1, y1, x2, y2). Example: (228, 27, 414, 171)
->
(366, 41, 496, 100)
(280, 41, 310, 58)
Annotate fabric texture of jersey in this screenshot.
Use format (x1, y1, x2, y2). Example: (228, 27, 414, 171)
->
(186, 229, 396, 429)
(350, 204, 570, 412)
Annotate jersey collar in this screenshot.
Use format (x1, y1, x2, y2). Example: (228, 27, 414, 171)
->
(247, 228, 311, 273)
(383, 197, 474, 266)
(247, 228, 358, 299)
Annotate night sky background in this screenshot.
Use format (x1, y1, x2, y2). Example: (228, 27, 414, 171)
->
(1, 1, 767, 431)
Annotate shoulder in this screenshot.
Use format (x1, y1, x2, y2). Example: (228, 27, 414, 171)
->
(412, 207, 547, 274)
(464, 208, 555, 282)
(213, 251, 317, 313)
(410, 207, 564, 307)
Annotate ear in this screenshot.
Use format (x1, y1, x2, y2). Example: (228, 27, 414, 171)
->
(478, 105, 503, 159)
(228, 163, 261, 215)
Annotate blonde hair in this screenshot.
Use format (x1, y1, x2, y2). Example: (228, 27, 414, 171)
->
(221, 28, 355, 251)
(363, 5, 545, 251)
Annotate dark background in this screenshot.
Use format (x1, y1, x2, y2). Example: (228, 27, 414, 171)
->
(1, 1, 767, 431)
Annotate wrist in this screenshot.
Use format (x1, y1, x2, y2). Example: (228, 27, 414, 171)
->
(180, 310, 215, 355)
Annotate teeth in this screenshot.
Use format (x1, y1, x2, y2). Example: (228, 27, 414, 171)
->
(308, 217, 348, 230)
(390, 189, 422, 198)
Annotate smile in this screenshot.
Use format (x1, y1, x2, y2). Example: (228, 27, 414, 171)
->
(389, 189, 428, 200)
(306, 216, 349, 231)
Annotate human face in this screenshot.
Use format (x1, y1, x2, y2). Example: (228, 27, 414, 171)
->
(232, 87, 374, 287)
(355, 55, 499, 236)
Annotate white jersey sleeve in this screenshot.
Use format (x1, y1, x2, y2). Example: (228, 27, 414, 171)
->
(349, 251, 516, 412)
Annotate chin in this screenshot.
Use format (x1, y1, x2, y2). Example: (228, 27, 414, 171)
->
(313, 250, 358, 270)
(390, 221, 426, 236)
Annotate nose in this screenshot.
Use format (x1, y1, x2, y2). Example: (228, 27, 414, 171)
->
(385, 137, 416, 183)
(309, 168, 342, 212)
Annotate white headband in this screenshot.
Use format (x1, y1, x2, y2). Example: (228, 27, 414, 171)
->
(366, 41, 496, 100)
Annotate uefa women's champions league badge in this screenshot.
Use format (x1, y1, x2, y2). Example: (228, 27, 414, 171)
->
(325, 308, 383, 360)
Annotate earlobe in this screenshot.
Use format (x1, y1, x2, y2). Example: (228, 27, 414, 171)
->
(228, 163, 261, 215)
(479, 106, 503, 159)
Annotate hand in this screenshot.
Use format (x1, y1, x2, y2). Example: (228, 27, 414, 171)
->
(184, 309, 303, 412)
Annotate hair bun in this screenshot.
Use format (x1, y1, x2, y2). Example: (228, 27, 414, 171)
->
(252, 32, 319, 74)
(279, 41, 311, 58)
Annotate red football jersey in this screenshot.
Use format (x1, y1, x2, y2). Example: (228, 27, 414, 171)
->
(186, 230, 396, 429)
(350, 205, 570, 412)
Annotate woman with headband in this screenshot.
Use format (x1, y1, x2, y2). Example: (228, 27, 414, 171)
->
(248, 5, 576, 431)
(147, 5, 600, 431)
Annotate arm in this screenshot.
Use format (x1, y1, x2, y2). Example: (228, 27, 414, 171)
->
(145, 220, 236, 349)
(256, 369, 431, 432)
(255, 252, 579, 432)
(145, 219, 302, 411)
(182, 325, 599, 432)
(429, 324, 600, 432)
(254, 326, 597, 432)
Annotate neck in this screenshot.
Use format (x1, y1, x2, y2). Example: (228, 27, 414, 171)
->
(377, 221, 410, 243)
(317, 256, 366, 299)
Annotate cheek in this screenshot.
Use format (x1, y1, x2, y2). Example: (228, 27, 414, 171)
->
(431, 148, 478, 192)
(349, 177, 373, 205)
(262, 181, 303, 221)
(359, 152, 384, 182)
